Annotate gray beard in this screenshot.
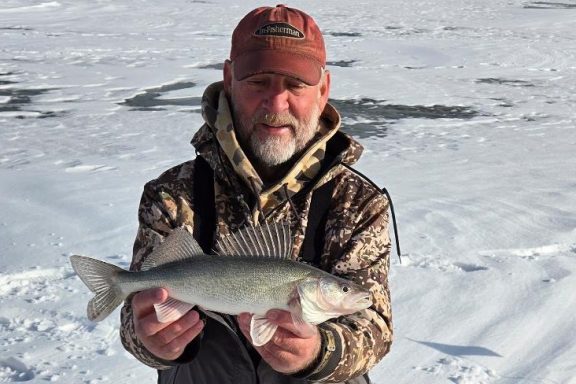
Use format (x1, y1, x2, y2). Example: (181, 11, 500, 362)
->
(234, 106, 322, 168)
(248, 134, 297, 167)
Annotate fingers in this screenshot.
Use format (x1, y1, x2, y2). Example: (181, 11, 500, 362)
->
(131, 288, 204, 361)
(237, 312, 252, 325)
(132, 288, 168, 318)
(237, 311, 317, 350)
(158, 311, 202, 345)
(235, 311, 320, 373)
(236, 312, 252, 341)
(260, 325, 321, 374)
(136, 309, 199, 342)
(266, 309, 316, 339)
(146, 311, 204, 360)
(236, 310, 317, 344)
(160, 319, 204, 357)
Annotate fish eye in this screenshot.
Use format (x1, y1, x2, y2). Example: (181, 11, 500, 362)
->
(342, 285, 350, 293)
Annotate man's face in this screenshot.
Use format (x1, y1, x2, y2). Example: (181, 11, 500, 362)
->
(224, 63, 331, 167)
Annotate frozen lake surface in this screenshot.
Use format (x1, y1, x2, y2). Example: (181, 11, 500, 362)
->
(1, 0, 575, 383)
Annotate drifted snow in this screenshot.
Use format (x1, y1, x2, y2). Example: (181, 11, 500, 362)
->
(1, 0, 575, 383)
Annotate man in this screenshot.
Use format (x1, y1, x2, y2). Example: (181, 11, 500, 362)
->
(120, 5, 392, 384)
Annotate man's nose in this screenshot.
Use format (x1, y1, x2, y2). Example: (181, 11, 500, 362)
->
(263, 83, 289, 113)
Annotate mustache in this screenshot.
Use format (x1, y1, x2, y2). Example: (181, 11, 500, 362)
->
(251, 111, 298, 128)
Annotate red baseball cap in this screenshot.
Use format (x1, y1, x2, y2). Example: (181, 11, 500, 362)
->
(230, 5, 326, 85)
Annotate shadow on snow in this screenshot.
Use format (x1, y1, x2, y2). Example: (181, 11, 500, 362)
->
(409, 338, 502, 357)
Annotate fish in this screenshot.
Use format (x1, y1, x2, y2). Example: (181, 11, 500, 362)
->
(70, 222, 372, 346)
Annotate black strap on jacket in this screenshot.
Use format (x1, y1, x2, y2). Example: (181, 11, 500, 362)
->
(192, 156, 216, 254)
(342, 163, 402, 264)
(300, 179, 336, 266)
(192, 155, 336, 261)
(192, 156, 400, 264)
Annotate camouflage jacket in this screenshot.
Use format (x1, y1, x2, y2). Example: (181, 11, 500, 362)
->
(120, 81, 393, 383)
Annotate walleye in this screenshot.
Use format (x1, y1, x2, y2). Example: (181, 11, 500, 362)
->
(70, 222, 372, 346)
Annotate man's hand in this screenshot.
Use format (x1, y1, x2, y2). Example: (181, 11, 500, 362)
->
(237, 310, 321, 374)
(132, 288, 204, 361)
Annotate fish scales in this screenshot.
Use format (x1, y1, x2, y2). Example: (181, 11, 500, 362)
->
(70, 222, 372, 346)
(117, 256, 318, 315)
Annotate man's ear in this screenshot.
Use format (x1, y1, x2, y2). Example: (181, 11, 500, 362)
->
(318, 69, 331, 110)
(223, 60, 233, 94)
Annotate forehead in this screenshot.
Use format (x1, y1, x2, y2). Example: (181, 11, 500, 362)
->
(241, 72, 308, 83)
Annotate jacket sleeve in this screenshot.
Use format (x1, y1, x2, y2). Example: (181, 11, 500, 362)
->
(300, 183, 393, 383)
(119, 177, 196, 370)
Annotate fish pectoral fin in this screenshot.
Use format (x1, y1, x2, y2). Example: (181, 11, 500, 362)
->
(250, 315, 278, 347)
(154, 297, 194, 323)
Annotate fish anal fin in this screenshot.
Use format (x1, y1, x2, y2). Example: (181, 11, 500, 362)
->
(154, 297, 194, 323)
(250, 314, 278, 346)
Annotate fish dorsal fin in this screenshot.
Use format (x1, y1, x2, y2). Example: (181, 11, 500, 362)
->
(142, 228, 204, 271)
(215, 222, 292, 259)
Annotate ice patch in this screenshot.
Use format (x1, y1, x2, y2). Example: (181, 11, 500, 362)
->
(479, 243, 575, 258)
(452, 263, 489, 272)
(2, 0, 576, 383)
(64, 164, 117, 173)
(0, 2, 61, 14)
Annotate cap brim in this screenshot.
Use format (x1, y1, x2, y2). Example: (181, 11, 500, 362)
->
(233, 50, 323, 85)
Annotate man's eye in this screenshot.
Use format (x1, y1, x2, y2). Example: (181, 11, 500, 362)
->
(288, 82, 306, 89)
(248, 79, 266, 86)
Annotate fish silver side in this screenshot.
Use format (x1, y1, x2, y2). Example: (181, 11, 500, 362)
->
(70, 222, 372, 346)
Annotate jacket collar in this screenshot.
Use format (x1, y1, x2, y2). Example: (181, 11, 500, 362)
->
(192, 81, 363, 218)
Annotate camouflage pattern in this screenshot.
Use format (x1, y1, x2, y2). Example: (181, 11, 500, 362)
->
(120, 81, 392, 383)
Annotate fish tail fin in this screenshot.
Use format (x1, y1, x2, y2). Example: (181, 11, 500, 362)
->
(70, 255, 126, 322)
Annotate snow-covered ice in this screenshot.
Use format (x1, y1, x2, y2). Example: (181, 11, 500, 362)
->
(1, 0, 575, 383)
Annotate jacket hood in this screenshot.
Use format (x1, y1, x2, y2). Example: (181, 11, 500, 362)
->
(192, 81, 364, 220)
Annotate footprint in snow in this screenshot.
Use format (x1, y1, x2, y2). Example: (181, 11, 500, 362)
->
(0, 267, 68, 298)
(399, 254, 489, 273)
(413, 356, 498, 383)
(479, 242, 575, 260)
(0, 357, 36, 382)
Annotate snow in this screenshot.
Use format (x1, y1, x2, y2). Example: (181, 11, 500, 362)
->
(1, 0, 575, 383)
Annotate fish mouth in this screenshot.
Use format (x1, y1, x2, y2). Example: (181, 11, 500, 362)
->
(358, 295, 372, 306)
(348, 292, 372, 309)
